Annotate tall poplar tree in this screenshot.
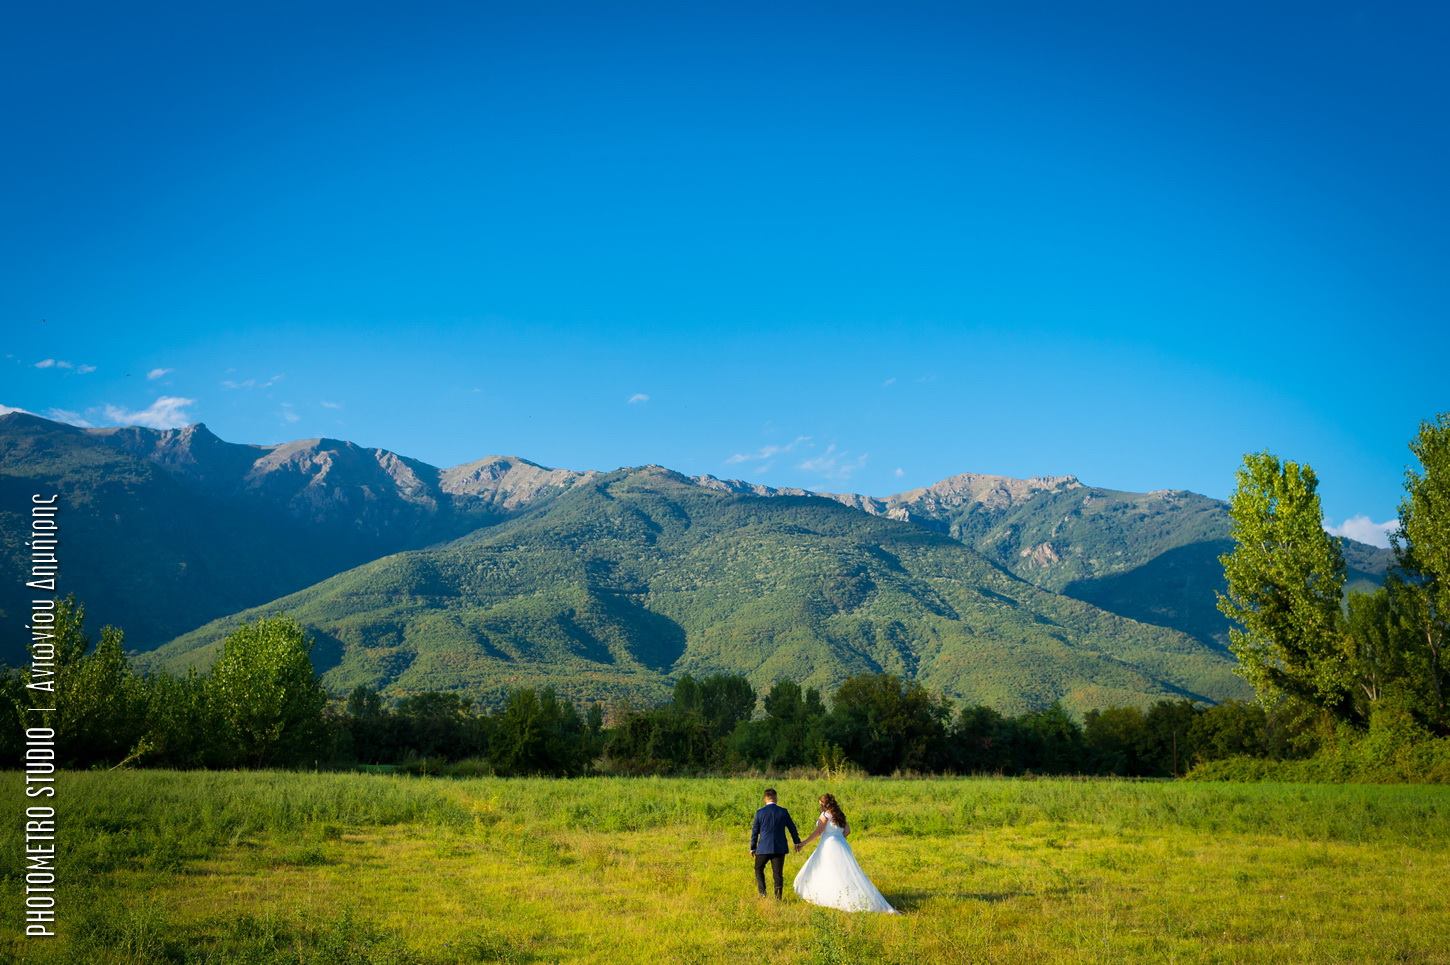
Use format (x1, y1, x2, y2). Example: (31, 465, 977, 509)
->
(1218, 452, 1351, 718)
(1394, 412, 1450, 727)
(205, 616, 327, 767)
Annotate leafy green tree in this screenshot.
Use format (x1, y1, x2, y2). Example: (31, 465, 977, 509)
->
(1187, 699, 1270, 762)
(824, 673, 951, 774)
(396, 691, 482, 760)
(615, 672, 757, 772)
(694, 673, 756, 738)
(25, 596, 151, 767)
(1141, 699, 1200, 776)
(1017, 701, 1086, 774)
(1344, 587, 1414, 715)
(951, 704, 1016, 774)
(49, 593, 90, 668)
(488, 687, 588, 775)
(1218, 452, 1352, 718)
(347, 685, 384, 718)
(343, 685, 391, 764)
(60, 625, 148, 766)
(583, 701, 606, 761)
(730, 679, 825, 770)
(604, 706, 715, 773)
(1083, 705, 1150, 776)
(205, 616, 327, 767)
(671, 675, 702, 715)
(1394, 412, 1450, 728)
(142, 669, 224, 768)
(0, 666, 28, 766)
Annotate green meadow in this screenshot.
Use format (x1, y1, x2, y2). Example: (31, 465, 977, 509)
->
(3, 772, 1449, 963)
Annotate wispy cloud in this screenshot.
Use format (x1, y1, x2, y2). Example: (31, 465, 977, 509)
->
(35, 358, 95, 373)
(627, 393, 650, 405)
(725, 435, 811, 465)
(320, 400, 343, 410)
(798, 443, 868, 482)
(45, 408, 93, 427)
(3, 402, 94, 427)
(100, 396, 196, 429)
(894, 467, 905, 478)
(147, 368, 173, 380)
(221, 373, 283, 390)
(1326, 515, 1396, 549)
(279, 403, 300, 424)
(882, 377, 897, 387)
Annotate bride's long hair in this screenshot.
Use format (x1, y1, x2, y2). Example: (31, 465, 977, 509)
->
(819, 793, 846, 828)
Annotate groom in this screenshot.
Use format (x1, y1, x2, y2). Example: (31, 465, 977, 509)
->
(749, 787, 801, 899)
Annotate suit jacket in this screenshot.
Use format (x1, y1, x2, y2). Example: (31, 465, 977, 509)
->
(750, 802, 801, 855)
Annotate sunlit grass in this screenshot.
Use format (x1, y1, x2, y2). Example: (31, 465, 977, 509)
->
(3, 772, 1448, 962)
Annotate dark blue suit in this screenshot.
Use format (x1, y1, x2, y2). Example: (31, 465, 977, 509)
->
(750, 802, 800, 897)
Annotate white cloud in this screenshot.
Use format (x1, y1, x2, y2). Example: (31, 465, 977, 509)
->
(1326, 515, 1396, 549)
(1, 403, 33, 415)
(320, 400, 343, 410)
(726, 435, 811, 465)
(627, 393, 650, 405)
(45, 408, 93, 427)
(894, 467, 905, 478)
(222, 373, 283, 390)
(882, 377, 897, 387)
(34, 358, 94, 372)
(147, 368, 173, 380)
(279, 403, 300, 424)
(100, 396, 197, 429)
(798, 443, 868, 482)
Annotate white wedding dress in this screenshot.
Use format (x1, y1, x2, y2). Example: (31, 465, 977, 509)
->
(792, 812, 896, 913)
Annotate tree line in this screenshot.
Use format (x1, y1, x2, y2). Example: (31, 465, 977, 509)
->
(1, 598, 1304, 777)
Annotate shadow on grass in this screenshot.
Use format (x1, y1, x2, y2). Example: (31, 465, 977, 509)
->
(887, 885, 1075, 911)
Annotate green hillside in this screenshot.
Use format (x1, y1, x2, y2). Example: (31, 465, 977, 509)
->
(149, 467, 1250, 715)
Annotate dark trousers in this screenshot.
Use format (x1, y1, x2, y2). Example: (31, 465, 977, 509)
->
(754, 851, 786, 898)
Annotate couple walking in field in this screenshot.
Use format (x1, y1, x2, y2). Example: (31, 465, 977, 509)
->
(749, 788, 896, 913)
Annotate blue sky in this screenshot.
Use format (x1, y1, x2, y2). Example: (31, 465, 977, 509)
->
(3, 3, 1446, 544)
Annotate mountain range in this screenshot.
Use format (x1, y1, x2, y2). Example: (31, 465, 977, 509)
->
(0, 411, 1391, 713)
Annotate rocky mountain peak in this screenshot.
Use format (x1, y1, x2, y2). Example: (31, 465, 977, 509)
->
(690, 474, 813, 498)
(440, 455, 592, 510)
(89, 420, 263, 482)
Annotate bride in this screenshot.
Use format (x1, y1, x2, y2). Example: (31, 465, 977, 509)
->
(792, 793, 896, 913)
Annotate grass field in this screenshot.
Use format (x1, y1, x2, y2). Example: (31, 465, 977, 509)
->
(3, 772, 1449, 963)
